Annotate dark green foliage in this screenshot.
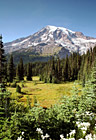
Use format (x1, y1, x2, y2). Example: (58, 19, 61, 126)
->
(6, 51, 52, 64)
(23, 61, 46, 80)
(31, 61, 47, 76)
(40, 53, 82, 83)
(27, 63, 32, 81)
(16, 85, 21, 93)
(56, 57, 62, 81)
(39, 46, 96, 85)
(19, 58, 24, 80)
(87, 58, 96, 112)
(34, 96, 38, 106)
(16, 64, 21, 81)
(21, 81, 24, 87)
(16, 58, 24, 81)
(7, 55, 14, 82)
(63, 55, 69, 81)
(0, 84, 11, 139)
(0, 36, 6, 83)
(27, 96, 31, 109)
(82, 76, 85, 87)
(3, 62, 8, 83)
(78, 47, 96, 82)
(11, 81, 17, 88)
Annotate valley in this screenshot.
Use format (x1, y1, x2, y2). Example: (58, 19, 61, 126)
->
(7, 76, 80, 107)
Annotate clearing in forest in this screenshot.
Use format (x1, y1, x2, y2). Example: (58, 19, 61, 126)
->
(7, 76, 81, 107)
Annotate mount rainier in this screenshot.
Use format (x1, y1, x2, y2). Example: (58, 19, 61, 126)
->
(4, 25, 96, 61)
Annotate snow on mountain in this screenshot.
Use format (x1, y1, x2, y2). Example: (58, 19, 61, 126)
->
(4, 25, 96, 57)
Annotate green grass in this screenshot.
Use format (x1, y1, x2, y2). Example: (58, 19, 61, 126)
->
(7, 76, 81, 108)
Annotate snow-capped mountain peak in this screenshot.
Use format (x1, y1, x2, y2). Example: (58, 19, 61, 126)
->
(45, 25, 75, 34)
(4, 25, 96, 58)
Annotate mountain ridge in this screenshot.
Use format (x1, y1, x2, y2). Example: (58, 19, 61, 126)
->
(4, 25, 96, 62)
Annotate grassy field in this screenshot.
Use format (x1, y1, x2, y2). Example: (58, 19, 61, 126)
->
(7, 76, 81, 108)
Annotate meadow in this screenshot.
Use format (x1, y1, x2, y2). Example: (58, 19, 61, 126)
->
(7, 76, 81, 107)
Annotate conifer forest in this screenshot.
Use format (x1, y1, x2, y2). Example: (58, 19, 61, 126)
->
(1, 35, 96, 140)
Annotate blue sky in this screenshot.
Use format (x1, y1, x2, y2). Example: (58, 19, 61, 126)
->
(1, 0, 96, 43)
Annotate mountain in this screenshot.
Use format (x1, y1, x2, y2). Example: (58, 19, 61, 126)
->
(4, 25, 96, 62)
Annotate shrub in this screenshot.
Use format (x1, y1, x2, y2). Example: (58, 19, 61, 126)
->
(21, 81, 24, 87)
(16, 85, 21, 93)
(11, 82, 17, 88)
(34, 96, 38, 106)
(0, 83, 6, 92)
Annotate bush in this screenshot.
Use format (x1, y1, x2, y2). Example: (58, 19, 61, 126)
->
(21, 81, 24, 87)
(0, 83, 6, 92)
(15, 79, 20, 83)
(11, 82, 17, 88)
(16, 85, 21, 93)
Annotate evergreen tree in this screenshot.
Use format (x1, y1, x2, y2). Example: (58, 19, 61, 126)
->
(3, 63, 7, 83)
(16, 58, 24, 81)
(51, 56, 55, 72)
(40, 53, 82, 83)
(0, 35, 6, 83)
(0, 83, 11, 138)
(19, 58, 24, 80)
(7, 55, 14, 82)
(57, 57, 62, 81)
(90, 59, 96, 111)
(16, 64, 21, 81)
(81, 58, 96, 112)
(63, 55, 69, 81)
(92, 46, 96, 61)
(27, 63, 32, 81)
(78, 54, 85, 81)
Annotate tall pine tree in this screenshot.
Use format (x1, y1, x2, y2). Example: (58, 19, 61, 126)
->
(19, 58, 24, 80)
(0, 35, 6, 83)
(27, 63, 32, 81)
(7, 55, 14, 82)
(16, 64, 21, 81)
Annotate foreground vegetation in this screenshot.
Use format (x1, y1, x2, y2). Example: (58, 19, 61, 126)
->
(1, 75, 96, 140)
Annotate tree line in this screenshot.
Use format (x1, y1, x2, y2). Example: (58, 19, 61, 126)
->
(40, 47, 96, 84)
(1, 35, 96, 85)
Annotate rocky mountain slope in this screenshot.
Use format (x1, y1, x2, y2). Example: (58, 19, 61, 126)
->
(4, 25, 96, 60)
